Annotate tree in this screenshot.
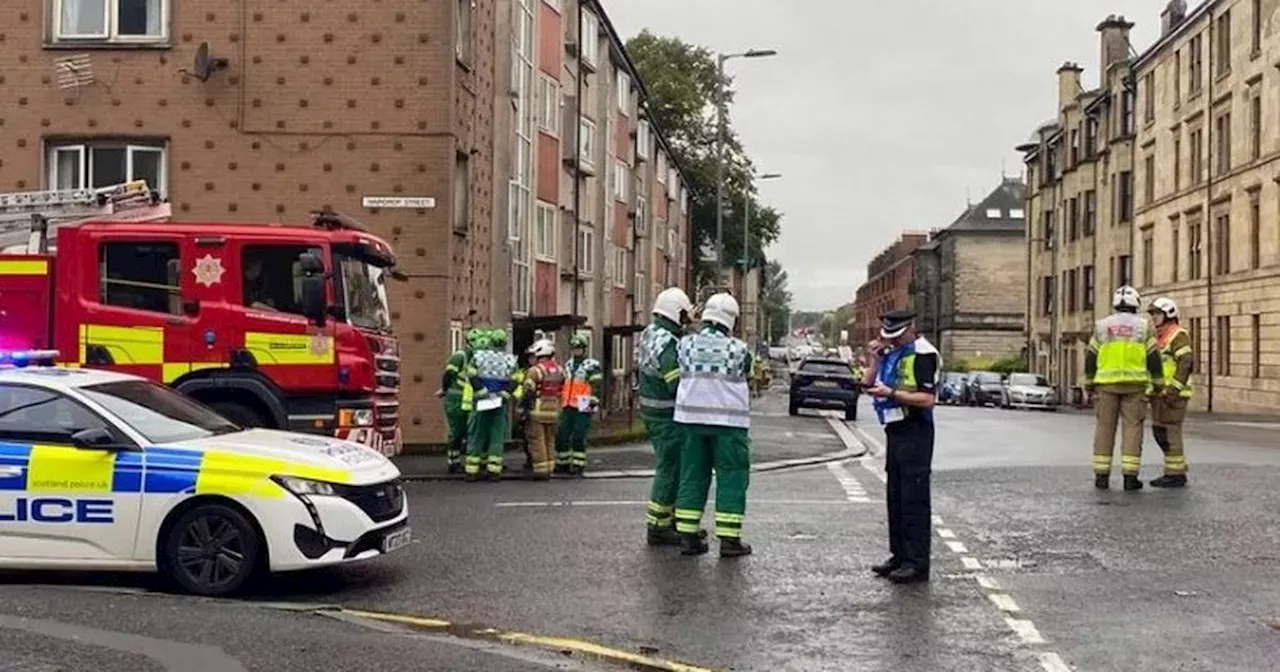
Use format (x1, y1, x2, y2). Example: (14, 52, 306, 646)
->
(760, 261, 792, 343)
(625, 31, 781, 288)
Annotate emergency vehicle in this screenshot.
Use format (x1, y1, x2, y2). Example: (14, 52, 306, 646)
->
(0, 181, 403, 454)
(0, 355, 410, 596)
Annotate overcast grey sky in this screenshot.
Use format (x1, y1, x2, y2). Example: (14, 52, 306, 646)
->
(605, 0, 1168, 311)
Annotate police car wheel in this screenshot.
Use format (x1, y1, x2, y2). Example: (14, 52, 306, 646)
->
(162, 503, 262, 597)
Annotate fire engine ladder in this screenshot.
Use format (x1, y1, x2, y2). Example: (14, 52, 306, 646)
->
(0, 180, 167, 252)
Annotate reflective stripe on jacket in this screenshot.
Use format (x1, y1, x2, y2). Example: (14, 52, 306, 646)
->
(1156, 325, 1194, 398)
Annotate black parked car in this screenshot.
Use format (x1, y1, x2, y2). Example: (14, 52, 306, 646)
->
(789, 358, 860, 421)
(965, 371, 1004, 406)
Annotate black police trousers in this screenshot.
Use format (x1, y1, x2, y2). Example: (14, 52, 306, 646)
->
(885, 417, 935, 572)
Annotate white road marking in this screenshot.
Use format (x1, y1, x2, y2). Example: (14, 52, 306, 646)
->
(493, 499, 860, 508)
(845, 427, 1070, 667)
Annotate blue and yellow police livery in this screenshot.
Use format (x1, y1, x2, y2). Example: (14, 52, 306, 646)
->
(0, 351, 410, 596)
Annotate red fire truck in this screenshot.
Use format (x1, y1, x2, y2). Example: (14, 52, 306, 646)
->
(0, 181, 402, 454)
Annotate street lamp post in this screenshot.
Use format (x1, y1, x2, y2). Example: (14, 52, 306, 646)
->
(715, 48, 777, 274)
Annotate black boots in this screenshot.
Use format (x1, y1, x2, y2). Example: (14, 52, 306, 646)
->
(647, 526, 683, 546)
(719, 538, 753, 558)
(1149, 474, 1187, 488)
(1123, 475, 1143, 491)
(679, 532, 709, 555)
(1095, 474, 1110, 490)
(679, 533, 748, 557)
(871, 559, 899, 577)
(886, 567, 929, 584)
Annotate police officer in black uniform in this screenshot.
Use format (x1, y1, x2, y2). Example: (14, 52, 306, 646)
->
(862, 310, 939, 585)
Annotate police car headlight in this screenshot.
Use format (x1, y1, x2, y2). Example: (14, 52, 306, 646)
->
(272, 475, 339, 497)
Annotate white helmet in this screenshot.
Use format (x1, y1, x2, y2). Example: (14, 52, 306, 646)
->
(530, 339, 555, 358)
(652, 287, 694, 323)
(1147, 296, 1179, 320)
(701, 293, 740, 330)
(1112, 285, 1141, 310)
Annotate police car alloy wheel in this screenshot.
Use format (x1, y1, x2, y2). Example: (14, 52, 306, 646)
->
(162, 502, 262, 597)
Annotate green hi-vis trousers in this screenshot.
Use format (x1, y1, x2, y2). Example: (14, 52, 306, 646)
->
(674, 424, 750, 539)
(465, 406, 509, 476)
(556, 408, 592, 469)
(444, 394, 467, 467)
(642, 414, 682, 528)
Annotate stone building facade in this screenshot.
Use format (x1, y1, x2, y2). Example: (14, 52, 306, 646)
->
(851, 232, 929, 346)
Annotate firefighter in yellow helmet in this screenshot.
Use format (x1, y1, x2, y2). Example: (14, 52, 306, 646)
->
(1085, 286, 1166, 491)
(1146, 297, 1193, 488)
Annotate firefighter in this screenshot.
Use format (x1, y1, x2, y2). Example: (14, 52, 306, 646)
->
(511, 345, 538, 473)
(556, 333, 602, 476)
(636, 287, 696, 546)
(1085, 286, 1165, 491)
(1146, 297, 1193, 488)
(673, 293, 754, 558)
(465, 329, 517, 482)
(437, 328, 482, 474)
(522, 339, 564, 480)
(864, 309, 940, 584)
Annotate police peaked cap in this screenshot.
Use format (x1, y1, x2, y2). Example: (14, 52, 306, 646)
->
(879, 309, 916, 339)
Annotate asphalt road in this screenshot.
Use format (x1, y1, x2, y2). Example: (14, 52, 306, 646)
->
(2, 391, 1278, 671)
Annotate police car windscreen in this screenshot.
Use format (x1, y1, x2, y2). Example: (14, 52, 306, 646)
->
(79, 380, 241, 444)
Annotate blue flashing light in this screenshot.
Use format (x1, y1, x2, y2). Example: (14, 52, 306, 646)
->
(0, 350, 60, 368)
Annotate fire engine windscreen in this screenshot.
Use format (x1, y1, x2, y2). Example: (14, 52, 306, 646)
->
(338, 255, 391, 332)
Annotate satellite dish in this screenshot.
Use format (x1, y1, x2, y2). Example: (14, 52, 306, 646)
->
(191, 42, 229, 82)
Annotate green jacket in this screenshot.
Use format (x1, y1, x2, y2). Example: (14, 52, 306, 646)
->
(442, 348, 472, 409)
(636, 316, 682, 419)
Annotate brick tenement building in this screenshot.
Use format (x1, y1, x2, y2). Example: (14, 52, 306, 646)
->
(0, 0, 497, 444)
(1021, 1, 1280, 413)
(911, 178, 1027, 366)
(851, 232, 929, 346)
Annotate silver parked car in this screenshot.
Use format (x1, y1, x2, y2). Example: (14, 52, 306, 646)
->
(1001, 372, 1058, 410)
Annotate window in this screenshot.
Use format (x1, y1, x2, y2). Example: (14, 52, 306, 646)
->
(1215, 111, 1232, 176)
(1174, 50, 1182, 104)
(1066, 268, 1078, 313)
(1190, 318, 1203, 373)
(47, 141, 165, 195)
(611, 335, 628, 373)
(1144, 153, 1156, 204)
(242, 245, 321, 316)
(1250, 93, 1262, 160)
(612, 159, 628, 202)
(1216, 11, 1232, 77)
(53, 0, 167, 43)
(0, 385, 115, 445)
(1214, 212, 1231, 275)
(450, 321, 463, 353)
(635, 197, 648, 235)
(80, 380, 238, 444)
(1117, 171, 1133, 222)
(986, 208, 1002, 218)
(1040, 275, 1054, 315)
(536, 74, 560, 136)
(612, 247, 626, 287)
(1010, 208, 1025, 219)
(1250, 191, 1261, 269)
(1174, 132, 1182, 191)
(1252, 0, 1263, 54)
(1189, 127, 1204, 185)
(1141, 229, 1154, 287)
(636, 121, 651, 160)
(455, 0, 473, 64)
(99, 241, 179, 314)
(1143, 72, 1155, 122)
(1189, 33, 1203, 94)
(1188, 216, 1204, 280)
(1067, 198, 1078, 241)
(535, 202, 556, 261)
(1082, 265, 1095, 309)
(656, 152, 667, 183)
(453, 153, 471, 233)
(1084, 117, 1098, 157)
(1117, 255, 1132, 286)
(1083, 190, 1096, 235)
(1119, 89, 1135, 136)
(1069, 129, 1080, 165)
(580, 11, 599, 67)
(576, 227, 595, 273)
(1252, 314, 1262, 378)
(541, 0, 561, 12)
(1216, 315, 1231, 376)
(578, 117, 596, 169)
(1171, 219, 1181, 282)
(1042, 210, 1055, 250)
(616, 69, 631, 113)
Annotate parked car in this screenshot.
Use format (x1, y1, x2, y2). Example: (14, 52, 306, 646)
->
(1000, 372, 1058, 410)
(939, 372, 967, 405)
(789, 358, 860, 421)
(965, 371, 1004, 406)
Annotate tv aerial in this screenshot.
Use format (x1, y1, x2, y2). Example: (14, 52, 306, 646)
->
(189, 42, 229, 82)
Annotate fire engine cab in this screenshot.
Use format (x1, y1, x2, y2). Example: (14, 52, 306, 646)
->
(0, 181, 403, 454)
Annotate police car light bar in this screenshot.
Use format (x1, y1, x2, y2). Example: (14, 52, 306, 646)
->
(0, 350, 60, 367)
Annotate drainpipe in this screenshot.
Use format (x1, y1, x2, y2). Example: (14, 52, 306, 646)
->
(570, 0, 584, 324)
(1204, 10, 1217, 413)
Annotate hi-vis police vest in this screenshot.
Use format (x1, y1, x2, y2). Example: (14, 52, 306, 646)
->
(1088, 312, 1156, 386)
(527, 360, 565, 422)
(1156, 325, 1194, 398)
(673, 326, 751, 429)
(561, 358, 602, 412)
(636, 322, 679, 415)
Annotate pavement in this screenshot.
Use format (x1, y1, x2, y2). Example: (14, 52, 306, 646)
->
(2, 389, 1279, 670)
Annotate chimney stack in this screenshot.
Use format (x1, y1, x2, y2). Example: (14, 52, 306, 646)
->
(1161, 0, 1188, 36)
(1056, 61, 1083, 111)
(1097, 14, 1136, 82)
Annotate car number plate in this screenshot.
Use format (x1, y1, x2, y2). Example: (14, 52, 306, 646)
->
(813, 380, 837, 388)
(381, 527, 412, 553)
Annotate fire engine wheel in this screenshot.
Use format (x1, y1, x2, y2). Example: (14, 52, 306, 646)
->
(209, 402, 267, 429)
(162, 503, 262, 597)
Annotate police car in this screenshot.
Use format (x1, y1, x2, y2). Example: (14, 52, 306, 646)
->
(0, 351, 411, 597)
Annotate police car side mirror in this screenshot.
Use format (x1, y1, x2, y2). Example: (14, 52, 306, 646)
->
(71, 427, 123, 451)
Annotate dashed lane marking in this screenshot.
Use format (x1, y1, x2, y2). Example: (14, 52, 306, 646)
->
(847, 425, 1072, 672)
(826, 461, 873, 503)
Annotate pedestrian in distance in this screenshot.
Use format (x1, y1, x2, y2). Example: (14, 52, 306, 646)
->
(437, 328, 482, 474)
(556, 333, 602, 476)
(636, 287, 703, 546)
(465, 329, 518, 482)
(863, 309, 940, 584)
(673, 293, 754, 558)
(1145, 297, 1193, 488)
(1085, 286, 1165, 491)
(522, 339, 564, 481)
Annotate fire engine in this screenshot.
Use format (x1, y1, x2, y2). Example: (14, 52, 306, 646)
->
(0, 181, 403, 454)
